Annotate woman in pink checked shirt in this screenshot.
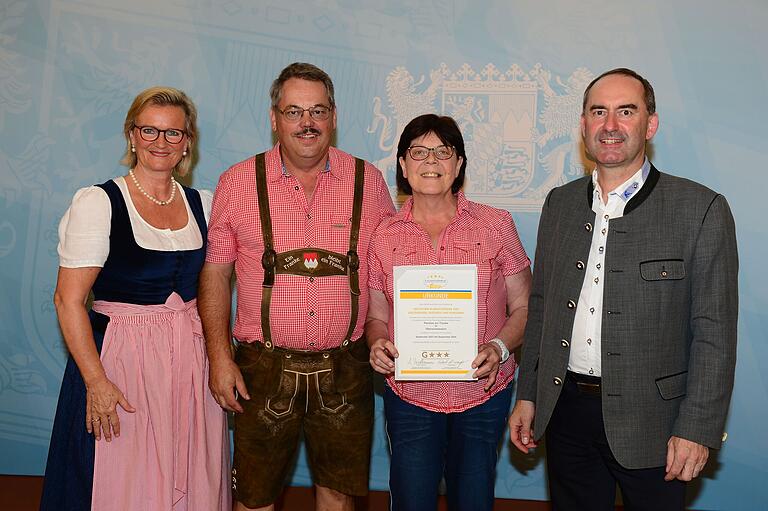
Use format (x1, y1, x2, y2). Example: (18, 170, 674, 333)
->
(365, 114, 532, 511)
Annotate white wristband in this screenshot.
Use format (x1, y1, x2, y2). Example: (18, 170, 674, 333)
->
(489, 338, 509, 363)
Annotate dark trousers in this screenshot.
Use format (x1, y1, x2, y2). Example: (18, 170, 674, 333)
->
(545, 372, 685, 511)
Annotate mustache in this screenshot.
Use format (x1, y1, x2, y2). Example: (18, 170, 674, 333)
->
(598, 130, 625, 139)
(293, 127, 321, 136)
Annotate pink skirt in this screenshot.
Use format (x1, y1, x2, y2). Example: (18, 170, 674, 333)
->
(90, 293, 231, 510)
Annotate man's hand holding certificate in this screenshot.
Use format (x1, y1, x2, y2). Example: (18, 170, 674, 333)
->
(393, 265, 478, 381)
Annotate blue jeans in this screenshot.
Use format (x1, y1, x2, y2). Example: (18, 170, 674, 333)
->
(383, 384, 513, 511)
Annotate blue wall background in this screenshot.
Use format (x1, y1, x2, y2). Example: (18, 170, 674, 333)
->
(1, 1, 766, 509)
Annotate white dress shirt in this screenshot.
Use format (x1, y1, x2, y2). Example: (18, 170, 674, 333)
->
(58, 177, 212, 268)
(567, 159, 651, 377)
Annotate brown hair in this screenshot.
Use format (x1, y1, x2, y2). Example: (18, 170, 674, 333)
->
(582, 68, 656, 115)
(396, 114, 467, 195)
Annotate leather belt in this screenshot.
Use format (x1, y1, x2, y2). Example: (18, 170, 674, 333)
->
(567, 370, 601, 396)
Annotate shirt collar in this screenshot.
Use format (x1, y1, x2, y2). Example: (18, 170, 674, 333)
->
(592, 158, 651, 205)
(268, 143, 336, 182)
(281, 158, 330, 176)
(395, 191, 471, 224)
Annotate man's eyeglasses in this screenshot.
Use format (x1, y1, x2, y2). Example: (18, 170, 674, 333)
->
(407, 145, 455, 161)
(276, 105, 332, 122)
(134, 126, 186, 144)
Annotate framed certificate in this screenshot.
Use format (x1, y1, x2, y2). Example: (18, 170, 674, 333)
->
(393, 264, 478, 381)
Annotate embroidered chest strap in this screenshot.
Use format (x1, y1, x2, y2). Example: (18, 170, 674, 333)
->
(254, 153, 365, 347)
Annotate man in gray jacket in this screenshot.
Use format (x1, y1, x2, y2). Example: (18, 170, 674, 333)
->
(508, 68, 738, 510)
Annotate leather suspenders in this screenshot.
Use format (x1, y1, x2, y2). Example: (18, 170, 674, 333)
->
(254, 153, 277, 347)
(344, 157, 366, 344)
(254, 152, 366, 348)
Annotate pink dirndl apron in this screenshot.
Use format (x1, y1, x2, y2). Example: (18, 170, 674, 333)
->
(90, 292, 230, 510)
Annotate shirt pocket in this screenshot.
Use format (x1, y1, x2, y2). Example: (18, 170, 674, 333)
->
(313, 213, 353, 253)
(453, 240, 502, 271)
(392, 242, 421, 266)
(452, 241, 483, 264)
(639, 259, 686, 281)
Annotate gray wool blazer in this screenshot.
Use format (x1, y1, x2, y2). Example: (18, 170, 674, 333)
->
(516, 165, 738, 469)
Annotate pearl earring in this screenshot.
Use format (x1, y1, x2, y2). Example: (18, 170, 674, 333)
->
(131, 144, 136, 153)
(182, 149, 187, 157)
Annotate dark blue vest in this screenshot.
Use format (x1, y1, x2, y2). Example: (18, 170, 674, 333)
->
(92, 179, 207, 304)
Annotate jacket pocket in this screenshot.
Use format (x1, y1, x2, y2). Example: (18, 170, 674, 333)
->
(640, 259, 685, 281)
(655, 371, 688, 400)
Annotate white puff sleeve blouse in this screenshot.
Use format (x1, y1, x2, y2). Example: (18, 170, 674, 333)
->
(58, 177, 213, 268)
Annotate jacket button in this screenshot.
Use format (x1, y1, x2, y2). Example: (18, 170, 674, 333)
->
(553, 377, 563, 385)
(567, 300, 576, 309)
(560, 339, 570, 347)
(576, 260, 585, 270)
(661, 270, 668, 278)
(584, 223, 593, 232)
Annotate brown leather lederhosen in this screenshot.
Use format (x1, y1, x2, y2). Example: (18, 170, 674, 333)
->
(253, 152, 365, 350)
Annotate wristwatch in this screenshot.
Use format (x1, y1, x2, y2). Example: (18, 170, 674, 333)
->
(489, 338, 510, 363)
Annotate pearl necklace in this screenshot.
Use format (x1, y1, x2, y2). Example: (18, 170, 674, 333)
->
(129, 169, 177, 206)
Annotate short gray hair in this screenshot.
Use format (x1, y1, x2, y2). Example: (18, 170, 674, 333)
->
(269, 62, 335, 109)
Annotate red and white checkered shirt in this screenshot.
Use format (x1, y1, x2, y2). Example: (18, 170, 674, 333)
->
(368, 192, 530, 412)
(206, 144, 395, 350)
